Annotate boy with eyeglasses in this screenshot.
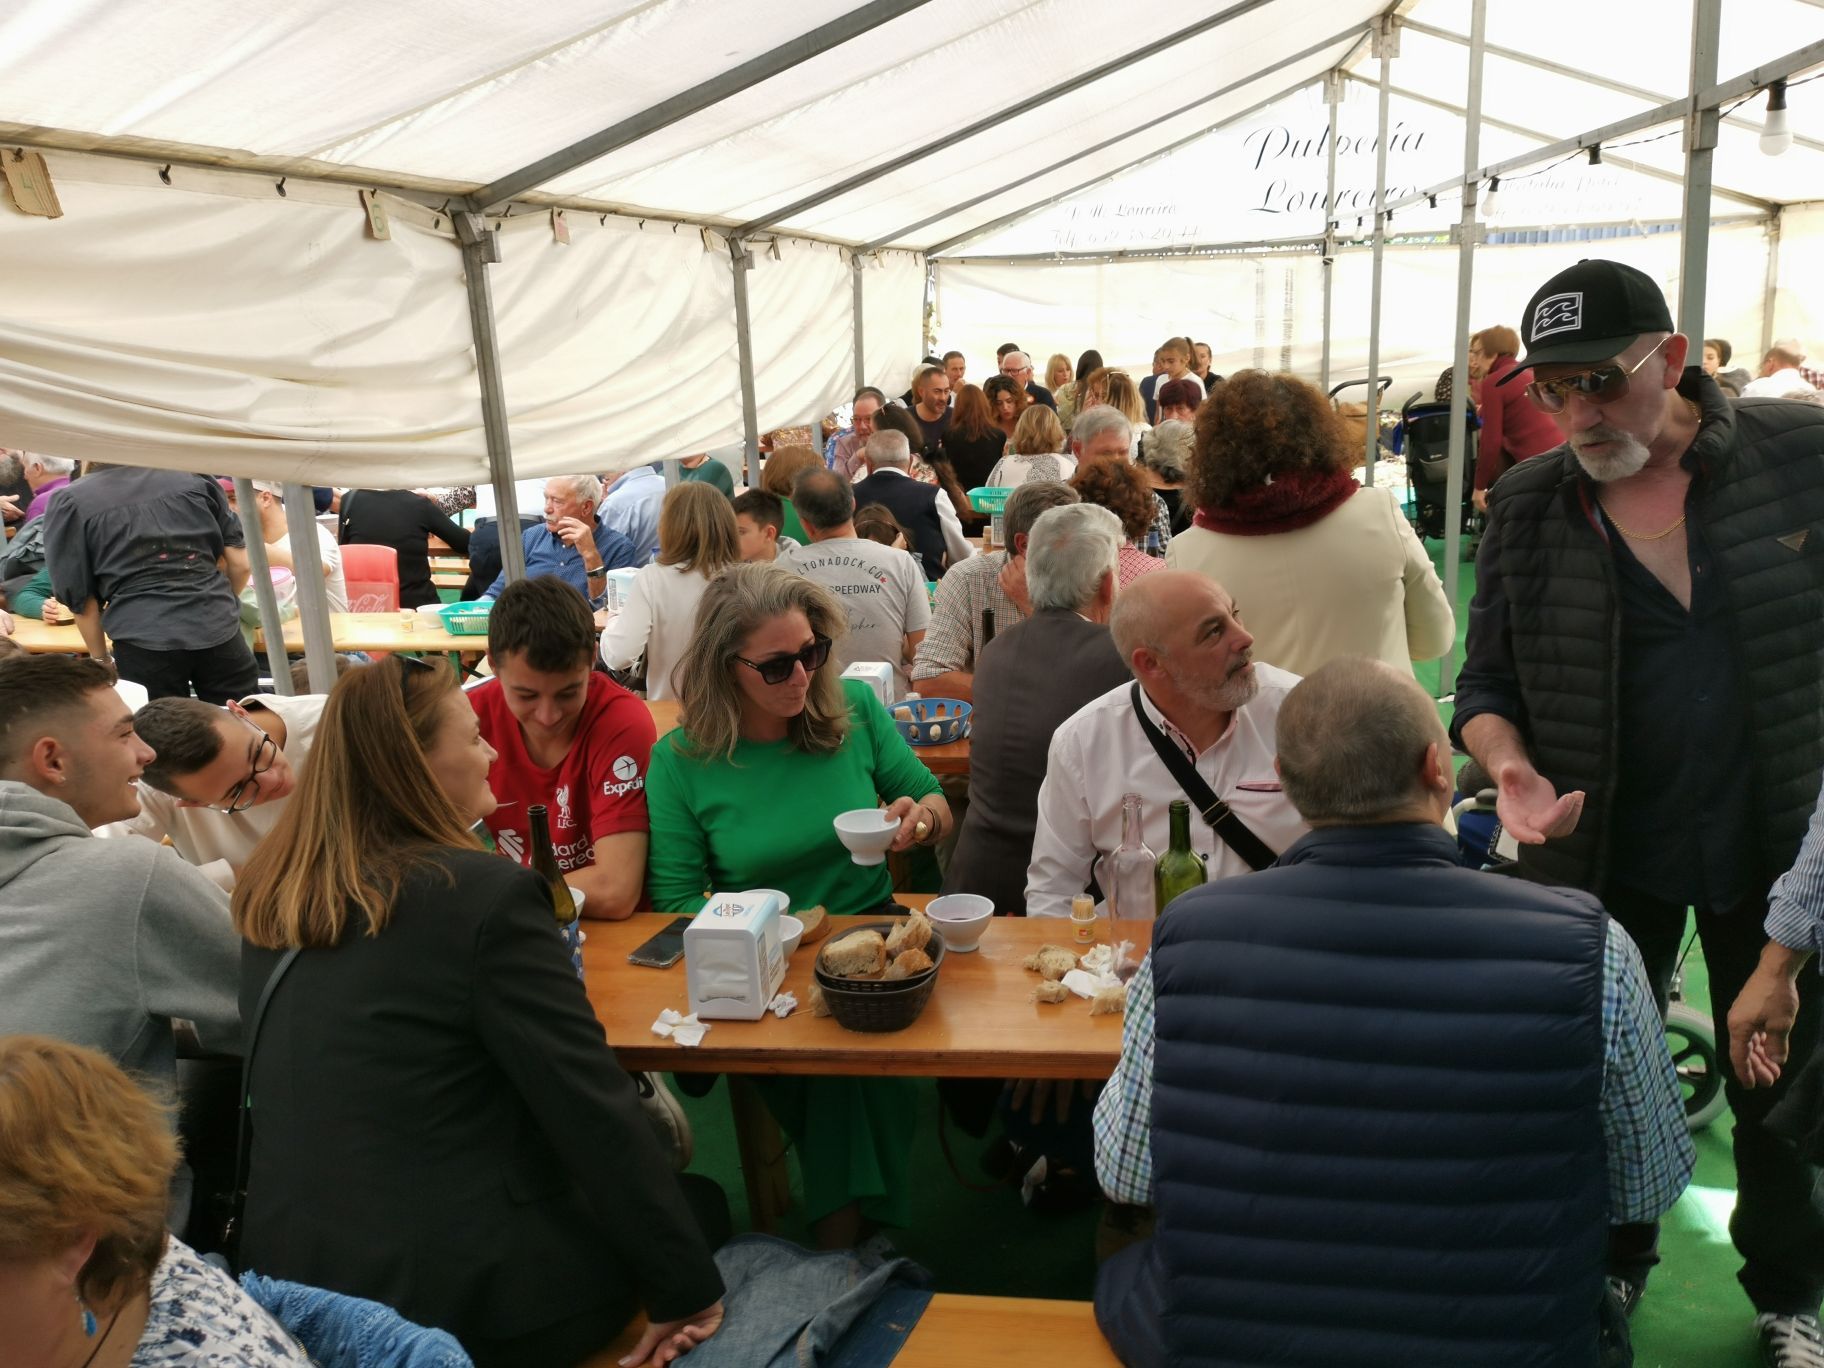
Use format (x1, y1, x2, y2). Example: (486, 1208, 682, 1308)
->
(106, 689, 328, 891)
(1453, 257, 1824, 1361)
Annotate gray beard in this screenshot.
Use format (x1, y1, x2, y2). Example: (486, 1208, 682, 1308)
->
(1176, 660, 1259, 714)
(1570, 427, 1652, 482)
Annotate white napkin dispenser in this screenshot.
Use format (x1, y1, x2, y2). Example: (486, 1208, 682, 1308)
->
(685, 889, 787, 1021)
(841, 661, 895, 710)
(603, 566, 641, 612)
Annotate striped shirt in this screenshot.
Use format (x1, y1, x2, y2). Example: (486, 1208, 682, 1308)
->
(1093, 921, 1695, 1223)
(909, 551, 1024, 685)
(1766, 777, 1824, 959)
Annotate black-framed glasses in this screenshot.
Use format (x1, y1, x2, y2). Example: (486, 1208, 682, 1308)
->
(1525, 335, 1670, 414)
(220, 730, 278, 814)
(734, 634, 832, 685)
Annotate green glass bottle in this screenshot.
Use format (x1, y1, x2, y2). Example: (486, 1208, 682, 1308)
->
(528, 804, 579, 925)
(1154, 799, 1207, 913)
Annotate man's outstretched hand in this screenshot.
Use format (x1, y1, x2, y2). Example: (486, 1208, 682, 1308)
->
(1493, 760, 1584, 845)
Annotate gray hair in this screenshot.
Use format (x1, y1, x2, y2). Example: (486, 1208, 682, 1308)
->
(1003, 480, 1080, 546)
(23, 453, 75, 477)
(557, 473, 604, 505)
(1275, 656, 1450, 824)
(791, 467, 856, 532)
(1071, 405, 1132, 452)
(1138, 421, 1193, 483)
(1026, 504, 1120, 613)
(865, 429, 911, 469)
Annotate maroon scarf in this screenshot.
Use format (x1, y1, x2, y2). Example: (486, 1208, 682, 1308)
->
(1192, 468, 1358, 536)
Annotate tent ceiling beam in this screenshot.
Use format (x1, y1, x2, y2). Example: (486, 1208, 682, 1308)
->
(1377, 34, 1824, 215)
(465, 0, 934, 213)
(859, 20, 1373, 252)
(1399, 17, 1824, 157)
(733, 0, 1286, 238)
(939, 235, 1324, 264)
(1343, 72, 1776, 212)
(923, 27, 1374, 258)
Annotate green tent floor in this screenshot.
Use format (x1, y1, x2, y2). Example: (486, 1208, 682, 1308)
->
(659, 534, 1758, 1363)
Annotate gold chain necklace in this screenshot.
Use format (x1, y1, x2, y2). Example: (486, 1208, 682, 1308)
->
(1601, 503, 1686, 540)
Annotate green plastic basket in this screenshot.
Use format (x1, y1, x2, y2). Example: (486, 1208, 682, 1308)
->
(967, 487, 1013, 514)
(435, 603, 493, 636)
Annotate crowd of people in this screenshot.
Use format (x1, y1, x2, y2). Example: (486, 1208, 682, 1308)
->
(1, 264, 1823, 1368)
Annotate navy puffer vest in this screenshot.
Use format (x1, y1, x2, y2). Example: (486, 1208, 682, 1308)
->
(1147, 825, 1608, 1367)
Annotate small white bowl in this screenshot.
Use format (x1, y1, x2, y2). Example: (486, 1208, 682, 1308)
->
(778, 914, 804, 957)
(566, 886, 586, 918)
(924, 893, 993, 952)
(416, 602, 446, 625)
(834, 808, 898, 866)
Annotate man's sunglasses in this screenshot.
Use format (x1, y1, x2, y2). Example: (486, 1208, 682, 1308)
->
(735, 634, 832, 685)
(1525, 335, 1670, 414)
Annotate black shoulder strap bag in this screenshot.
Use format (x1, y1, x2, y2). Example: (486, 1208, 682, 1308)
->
(221, 947, 300, 1273)
(1129, 682, 1278, 873)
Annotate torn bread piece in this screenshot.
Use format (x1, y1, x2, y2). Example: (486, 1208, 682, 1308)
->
(1023, 945, 1079, 982)
(797, 905, 832, 945)
(807, 980, 831, 1017)
(1030, 980, 1071, 1005)
(1089, 984, 1128, 1017)
(821, 929, 886, 978)
(882, 946, 934, 981)
(885, 913, 932, 958)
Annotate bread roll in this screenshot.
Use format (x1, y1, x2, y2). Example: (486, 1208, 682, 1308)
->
(1030, 980, 1070, 1004)
(1023, 945, 1079, 982)
(797, 906, 832, 945)
(886, 914, 932, 958)
(882, 947, 934, 981)
(822, 929, 886, 978)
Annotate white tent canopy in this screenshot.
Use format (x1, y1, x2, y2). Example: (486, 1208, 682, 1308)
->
(3, 0, 1824, 492)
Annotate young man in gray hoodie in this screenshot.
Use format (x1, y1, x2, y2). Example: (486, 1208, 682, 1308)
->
(0, 653, 242, 1224)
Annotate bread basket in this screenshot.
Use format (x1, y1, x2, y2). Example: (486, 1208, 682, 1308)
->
(814, 921, 947, 1032)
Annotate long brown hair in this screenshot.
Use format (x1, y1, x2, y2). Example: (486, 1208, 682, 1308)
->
(950, 384, 995, 441)
(233, 656, 481, 949)
(657, 480, 740, 575)
(759, 445, 822, 499)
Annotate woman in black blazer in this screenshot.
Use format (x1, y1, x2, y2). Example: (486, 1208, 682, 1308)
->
(231, 656, 723, 1368)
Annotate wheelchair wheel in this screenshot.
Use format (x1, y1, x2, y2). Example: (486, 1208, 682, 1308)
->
(1665, 1002, 1727, 1131)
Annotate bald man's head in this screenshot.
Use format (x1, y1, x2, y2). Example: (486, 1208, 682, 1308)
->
(1275, 656, 1451, 826)
(1110, 571, 1257, 717)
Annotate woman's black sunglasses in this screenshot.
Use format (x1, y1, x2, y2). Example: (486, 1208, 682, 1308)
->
(735, 634, 832, 685)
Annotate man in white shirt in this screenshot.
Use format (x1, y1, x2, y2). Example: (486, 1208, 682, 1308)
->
(242, 480, 349, 611)
(1741, 342, 1818, 400)
(787, 467, 930, 698)
(1025, 570, 1307, 918)
(105, 691, 326, 890)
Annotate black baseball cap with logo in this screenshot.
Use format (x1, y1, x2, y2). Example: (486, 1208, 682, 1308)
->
(1497, 258, 1677, 386)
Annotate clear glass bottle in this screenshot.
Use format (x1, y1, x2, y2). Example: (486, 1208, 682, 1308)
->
(1154, 799, 1208, 913)
(1096, 792, 1157, 923)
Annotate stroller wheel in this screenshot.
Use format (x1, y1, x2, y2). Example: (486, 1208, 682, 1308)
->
(1665, 1002, 1727, 1131)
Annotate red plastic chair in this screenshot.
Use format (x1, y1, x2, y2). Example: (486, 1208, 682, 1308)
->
(340, 544, 400, 613)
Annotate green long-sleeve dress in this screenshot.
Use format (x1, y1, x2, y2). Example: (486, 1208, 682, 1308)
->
(645, 678, 940, 1226)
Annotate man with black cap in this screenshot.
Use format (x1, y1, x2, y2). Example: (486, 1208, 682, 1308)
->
(1452, 257, 1824, 1364)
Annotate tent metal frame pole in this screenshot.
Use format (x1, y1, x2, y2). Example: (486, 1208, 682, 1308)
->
(1678, 0, 1724, 341)
(1762, 211, 1782, 357)
(939, 235, 1324, 265)
(1342, 73, 1772, 213)
(1362, 18, 1394, 487)
(734, 0, 1283, 238)
(1439, 0, 1487, 703)
(1320, 70, 1342, 395)
(1400, 17, 1824, 157)
(466, 0, 934, 212)
(730, 239, 762, 486)
(1377, 35, 1824, 216)
(924, 27, 1371, 259)
(231, 478, 294, 696)
(455, 213, 527, 583)
(280, 484, 338, 694)
(851, 254, 867, 390)
(860, 23, 1370, 253)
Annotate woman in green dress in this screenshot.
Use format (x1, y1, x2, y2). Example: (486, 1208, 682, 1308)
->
(645, 564, 951, 1248)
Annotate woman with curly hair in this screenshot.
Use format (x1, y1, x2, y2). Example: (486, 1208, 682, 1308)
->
(982, 374, 1029, 445)
(1165, 370, 1452, 677)
(1069, 460, 1166, 588)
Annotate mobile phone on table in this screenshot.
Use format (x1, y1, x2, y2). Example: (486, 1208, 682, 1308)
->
(627, 915, 694, 969)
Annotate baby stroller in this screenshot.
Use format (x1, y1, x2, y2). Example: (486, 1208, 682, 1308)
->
(1448, 777, 1726, 1132)
(1391, 392, 1482, 545)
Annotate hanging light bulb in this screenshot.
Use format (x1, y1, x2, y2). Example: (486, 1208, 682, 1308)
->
(1482, 176, 1502, 218)
(1762, 80, 1793, 156)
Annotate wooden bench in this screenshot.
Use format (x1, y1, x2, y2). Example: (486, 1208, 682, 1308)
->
(583, 1294, 1116, 1367)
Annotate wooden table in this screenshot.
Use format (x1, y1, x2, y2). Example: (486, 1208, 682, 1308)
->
(254, 612, 485, 655)
(427, 555, 469, 575)
(586, 906, 1147, 1079)
(643, 698, 972, 777)
(10, 617, 91, 653)
(431, 571, 467, 589)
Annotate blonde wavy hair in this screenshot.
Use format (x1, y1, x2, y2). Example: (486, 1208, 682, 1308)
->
(0, 1036, 176, 1310)
(1011, 404, 1066, 456)
(673, 563, 851, 762)
(233, 656, 481, 949)
(657, 481, 740, 575)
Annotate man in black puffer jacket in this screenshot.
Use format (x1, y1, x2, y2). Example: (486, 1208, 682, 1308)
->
(1452, 259, 1824, 1363)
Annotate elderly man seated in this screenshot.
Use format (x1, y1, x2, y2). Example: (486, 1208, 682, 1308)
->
(1025, 570, 1307, 920)
(1092, 657, 1694, 1368)
(482, 474, 641, 607)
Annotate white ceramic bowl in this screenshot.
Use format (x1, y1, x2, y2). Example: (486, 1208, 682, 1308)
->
(778, 914, 804, 958)
(416, 603, 446, 626)
(924, 893, 993, 952)
(834, 808, 898, 866)
(566, 886, 586, 917)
